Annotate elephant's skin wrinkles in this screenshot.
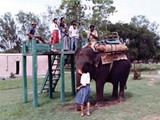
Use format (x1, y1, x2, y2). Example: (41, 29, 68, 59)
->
(75, 47, 131, 105)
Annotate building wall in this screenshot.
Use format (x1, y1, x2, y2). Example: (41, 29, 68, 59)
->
(0, 54, 48, 78)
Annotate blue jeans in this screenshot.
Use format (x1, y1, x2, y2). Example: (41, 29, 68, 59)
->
(70, 36, 77, 51)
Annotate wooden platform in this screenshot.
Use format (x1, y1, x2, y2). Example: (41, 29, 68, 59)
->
(22, 39, 76, 107)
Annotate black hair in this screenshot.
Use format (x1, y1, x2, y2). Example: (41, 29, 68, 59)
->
(71, 20, 76, 25)
(60, 17, 65, 21)
(82, 64, 89, 73)
(53, 18, 57, 22)
(90, 24, 95, 28)
(72, 23, 77, 26)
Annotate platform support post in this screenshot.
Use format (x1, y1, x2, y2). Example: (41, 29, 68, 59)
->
(48, 55, 53, 98)
(22, 56, 28, 102)
(71, 54, 76, 95)
(60, 53, 65, 102)
(22, 41, 28, 103)
(32, 39, 38, 107)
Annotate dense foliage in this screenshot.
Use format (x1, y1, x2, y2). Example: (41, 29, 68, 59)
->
(107, 15, 160, 62)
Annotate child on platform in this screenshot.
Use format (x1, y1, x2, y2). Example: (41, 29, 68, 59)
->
(75, 65, 91, 117)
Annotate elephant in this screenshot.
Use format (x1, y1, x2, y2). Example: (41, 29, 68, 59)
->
(75, 45, 131, 106)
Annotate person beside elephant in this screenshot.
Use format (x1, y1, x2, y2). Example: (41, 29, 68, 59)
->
(75, 65, 91, 117)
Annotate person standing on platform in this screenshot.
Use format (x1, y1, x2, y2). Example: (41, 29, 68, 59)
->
(50, 18, 61, 51)
(69, 23, 79, 51)
(59, 17, 69, 51)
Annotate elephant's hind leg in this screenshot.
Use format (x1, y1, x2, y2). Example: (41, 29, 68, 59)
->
(118, 81, 126, 102)
(110, 82, 119, 101)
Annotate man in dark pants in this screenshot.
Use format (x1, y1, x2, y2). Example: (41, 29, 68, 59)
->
(59, 17, 69, 50)
(28, 23, 47, 43)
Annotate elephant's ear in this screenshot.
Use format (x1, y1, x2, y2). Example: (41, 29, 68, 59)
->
(94, 53, 101, 67)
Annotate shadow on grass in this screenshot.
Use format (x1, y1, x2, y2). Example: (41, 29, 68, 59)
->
(38, 90, 134, 112)
(125, 91, 134, 99)
(60, 91, 134, 114)
(39, 91, 75, 107)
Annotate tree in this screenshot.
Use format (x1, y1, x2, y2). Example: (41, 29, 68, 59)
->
(16, 11, 51, 41)
(90, 0, 116, 30)
(130, 15, 150, 28)
(58, 0, 116, 39)
(107, 15, 160, 61)
(129, 15, 160, 61)
(59, 0, 84, 22)
(0, 12, 20, 52)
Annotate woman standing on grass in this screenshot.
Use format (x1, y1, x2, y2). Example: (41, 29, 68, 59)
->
(75, 65, 91, 117)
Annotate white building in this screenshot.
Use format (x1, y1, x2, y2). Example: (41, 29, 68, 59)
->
(0, 54, 48, 78)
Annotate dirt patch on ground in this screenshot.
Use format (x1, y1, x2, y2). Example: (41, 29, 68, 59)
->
(61, 99, 121, 113)
(142, 115, 160, 120)
(61, 103, 78, 112)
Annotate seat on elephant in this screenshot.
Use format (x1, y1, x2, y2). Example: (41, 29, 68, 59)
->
(93, 42, 128, 64)
(94, 42, 128, 53)
(97, 39, 120, 44)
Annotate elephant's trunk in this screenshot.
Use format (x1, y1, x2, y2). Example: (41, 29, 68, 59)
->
(75, 67, 83, 111)
(76, 67, 82, 87)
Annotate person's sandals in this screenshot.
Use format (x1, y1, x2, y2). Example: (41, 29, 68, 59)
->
(81, 113, 84, 117)
(87, 112, 90, 116)
(51, 49, 57, 52)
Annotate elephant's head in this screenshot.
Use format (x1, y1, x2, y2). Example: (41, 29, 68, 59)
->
(75, 47, 101, 86)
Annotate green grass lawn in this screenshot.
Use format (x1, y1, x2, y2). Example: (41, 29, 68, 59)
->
(0, 71, 160, 120)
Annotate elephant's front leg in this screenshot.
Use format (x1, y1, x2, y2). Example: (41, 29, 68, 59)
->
(95, 81, 105, 106)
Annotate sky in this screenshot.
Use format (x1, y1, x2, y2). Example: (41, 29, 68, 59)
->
(0, 0, 61, 15)
(110, 0, 160, 24)
(0, 0, 159, 25)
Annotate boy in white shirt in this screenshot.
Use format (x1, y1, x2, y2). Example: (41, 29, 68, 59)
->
(69, 23, 79, 51)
